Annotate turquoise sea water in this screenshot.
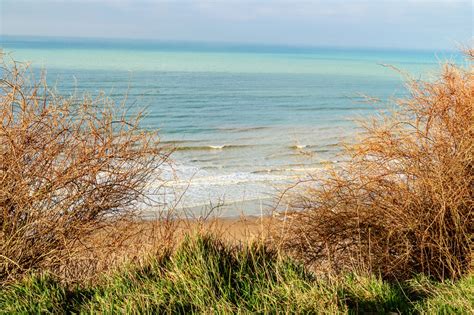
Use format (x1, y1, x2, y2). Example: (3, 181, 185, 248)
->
(0, 36, 461, 215)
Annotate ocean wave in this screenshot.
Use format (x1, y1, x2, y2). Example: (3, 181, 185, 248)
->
(162, 172, 293, 188)
(176, 144, 252, 151)
(176, 144, 251, 151)
(161, 139, 205, 145)
(217, 126, 270, 132)
(251, 166, 324, 174)
(290, 144, 310, 149)
(288, 144, 338, 153)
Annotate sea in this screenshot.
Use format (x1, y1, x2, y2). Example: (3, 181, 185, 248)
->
(0, 36, 461, 216)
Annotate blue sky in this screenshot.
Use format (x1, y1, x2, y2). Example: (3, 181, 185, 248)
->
(0, 0, 472, 50)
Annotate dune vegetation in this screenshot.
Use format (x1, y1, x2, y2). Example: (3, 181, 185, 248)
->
(279, 49, 473, 282)
(0, 235, 472, 314)
(1, 50, 473, 313)
(0, 56, 174, 282)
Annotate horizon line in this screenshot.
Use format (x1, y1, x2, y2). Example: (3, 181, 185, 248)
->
(0, 34, 461, 54)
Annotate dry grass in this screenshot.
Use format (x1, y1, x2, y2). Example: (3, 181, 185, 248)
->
(0, 56, 173, 282)
(61, 213, 271, 283)
(279, 50, 473, 281)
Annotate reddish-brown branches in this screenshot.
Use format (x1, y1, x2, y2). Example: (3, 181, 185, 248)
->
(0, 57, 171, 280)
(280, 50, 473, 281)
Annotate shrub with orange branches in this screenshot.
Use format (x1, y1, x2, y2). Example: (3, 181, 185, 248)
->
(280, 50, 473, 281)
(0, 57, 171, 281)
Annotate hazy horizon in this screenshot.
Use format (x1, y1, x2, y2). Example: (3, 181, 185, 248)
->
(2, 34, 464, 53)
(1, 0, 472, 51)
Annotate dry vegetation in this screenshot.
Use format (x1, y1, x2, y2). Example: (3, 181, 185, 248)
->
(0, 56, 172, 282)
(1, 49, 472, 313)
(279, 50, 473, 281)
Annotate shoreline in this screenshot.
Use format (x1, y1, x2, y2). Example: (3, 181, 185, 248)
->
(141, 197, 278, 220)
(137, 208, 281, 244)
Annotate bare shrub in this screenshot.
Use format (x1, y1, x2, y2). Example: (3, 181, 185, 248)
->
(0, 57, 171, 281)
(280, 50, 473, 281)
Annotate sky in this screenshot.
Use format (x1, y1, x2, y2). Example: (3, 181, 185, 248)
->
(0, 0, 472, 50)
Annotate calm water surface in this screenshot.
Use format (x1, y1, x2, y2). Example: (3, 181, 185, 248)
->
(1, 36, 459, 215)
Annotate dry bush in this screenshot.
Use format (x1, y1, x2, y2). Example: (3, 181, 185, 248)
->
(279, 50, 473, 281)
(0, 57, 172, 281)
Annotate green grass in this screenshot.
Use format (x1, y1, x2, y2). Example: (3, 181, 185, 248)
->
(1, 235, 472, 314)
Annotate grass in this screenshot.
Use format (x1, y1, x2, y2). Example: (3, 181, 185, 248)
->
(1, 235, 472, 314)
